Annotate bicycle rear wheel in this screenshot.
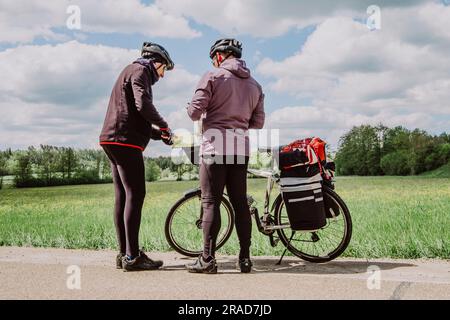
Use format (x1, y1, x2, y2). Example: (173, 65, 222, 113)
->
(165, 189, 235, 257)
(274, 186, 352, 263)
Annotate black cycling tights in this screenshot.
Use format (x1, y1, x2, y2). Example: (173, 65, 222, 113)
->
(200, 156, 252, 260)
(102, 144, 145, 257)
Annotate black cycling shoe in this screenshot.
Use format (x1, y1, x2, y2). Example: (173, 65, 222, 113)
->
(122, 251, 163, 272)
(116, 253, 125, 269)
(139, 250, 163, 268)
(186, 255, 217, 274)
(238, 258, 253, 273)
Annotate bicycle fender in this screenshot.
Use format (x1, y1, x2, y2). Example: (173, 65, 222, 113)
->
(183, 188, 201, 198)
(271, 194, 282, 213)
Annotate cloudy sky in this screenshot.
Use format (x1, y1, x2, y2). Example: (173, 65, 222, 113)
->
(0, 0, 449, 156)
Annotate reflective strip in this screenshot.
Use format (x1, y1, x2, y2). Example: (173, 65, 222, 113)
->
(313, 189, 322, 194)
(280, 183, 322, 192)
(315, 197, 323, 202)
(288, 196, 314, 203)
(280, 174, 322, 186)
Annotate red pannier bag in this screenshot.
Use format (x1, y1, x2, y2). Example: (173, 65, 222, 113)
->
(276, 137, 339, 228)
(277, 138, 326, 230)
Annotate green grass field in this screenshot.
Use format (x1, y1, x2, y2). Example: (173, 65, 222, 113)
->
(0, 176, 449, 259)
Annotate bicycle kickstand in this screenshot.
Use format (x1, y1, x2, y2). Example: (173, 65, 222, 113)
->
(276, 231, 296, 265)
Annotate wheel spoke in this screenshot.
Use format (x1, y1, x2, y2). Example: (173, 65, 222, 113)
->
(274, 189, 352, 261)
(167, 194, 234, 255)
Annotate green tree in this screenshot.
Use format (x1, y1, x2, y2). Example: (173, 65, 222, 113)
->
(99, 152, 111, 181)
(382, 126, 411, 155)
(0, 150, 11, 189)
(59, 147, 78, 179)
(437, 143, 450, 164)
(13, 150, 33, 186)
(337, 125, 450, 176)
(154, 156, 172, 170)
(29, 145, 60, 185)
(409, 129, 435, 174)
(76, 149, 104, 180)
(335, 125, 383, 175)
(169, 162, 192, 181)
(380, 150, 411, 175)
(145, 159, 161, 182)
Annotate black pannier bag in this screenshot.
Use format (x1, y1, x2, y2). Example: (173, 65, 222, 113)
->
(279, 161, 321, 178)
(279, 173, 327, 231)
(275, 138, 323, 173)
(277, 147, 309, 170)
(276, 138, 339, 227)
(324, 160, 335, 174)
(322, 161, 341, 218)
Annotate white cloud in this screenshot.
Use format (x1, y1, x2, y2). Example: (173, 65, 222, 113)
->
(265, 106, 437, 149)
(0, 0, 200, 44)
(155, 0, 428, 38)
(0, 41, 136, 106)
(256, 2, 450, 147)
(153, 67, 200, 109)
(0, 97, 107, 149)
(0, 1, 65, 43)
(0, 41, 200, 152)
(1, 0, 448, 155)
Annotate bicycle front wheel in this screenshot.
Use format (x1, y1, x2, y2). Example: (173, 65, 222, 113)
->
(274, 185, 352, 263)
(164, 189, 235, 257)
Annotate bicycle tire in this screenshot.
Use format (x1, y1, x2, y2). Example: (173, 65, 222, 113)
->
(274, 185, 352, 263)
(164, 190, 235, 257)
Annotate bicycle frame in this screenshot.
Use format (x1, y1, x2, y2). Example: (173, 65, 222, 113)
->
(246, 168, 292, 234)
(182, 148, 293, 234)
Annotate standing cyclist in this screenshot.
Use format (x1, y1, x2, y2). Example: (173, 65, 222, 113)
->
(186, 38, 265, 274)
(99, 42, 174, 271)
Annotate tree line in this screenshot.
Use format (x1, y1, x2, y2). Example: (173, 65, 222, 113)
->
(334, 124, 450, 176)
(0, 145, 112, 188)
(1, 124, 449, 189)
(0, 145, 199, 189)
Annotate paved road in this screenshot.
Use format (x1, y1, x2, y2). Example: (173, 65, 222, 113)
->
(0, 247, 449, 300)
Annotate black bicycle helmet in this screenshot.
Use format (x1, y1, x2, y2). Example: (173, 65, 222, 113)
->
(209, 38, 242, 59)
(141, 42, 174, 70)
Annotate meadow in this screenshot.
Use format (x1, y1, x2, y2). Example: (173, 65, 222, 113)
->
(0, 176, 449, 259)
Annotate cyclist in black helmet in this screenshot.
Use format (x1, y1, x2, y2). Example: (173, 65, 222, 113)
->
(100, 42, 175, 271)
(209, 38, 243, 60)
(186, 38, 265, 274)
(141, 41, 175, 72)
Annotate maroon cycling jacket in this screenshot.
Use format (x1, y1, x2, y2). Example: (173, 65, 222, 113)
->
(99, 58, 168, 151)
(187, 58, 265, 156)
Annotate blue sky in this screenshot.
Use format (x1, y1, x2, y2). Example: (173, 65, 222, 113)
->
(0, 0, 449, 156)
(0, 14, 316, 112)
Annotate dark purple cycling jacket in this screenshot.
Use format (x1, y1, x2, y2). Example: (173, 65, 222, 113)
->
(99, 58, 167, 151)
(187, 58, 265, 156)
